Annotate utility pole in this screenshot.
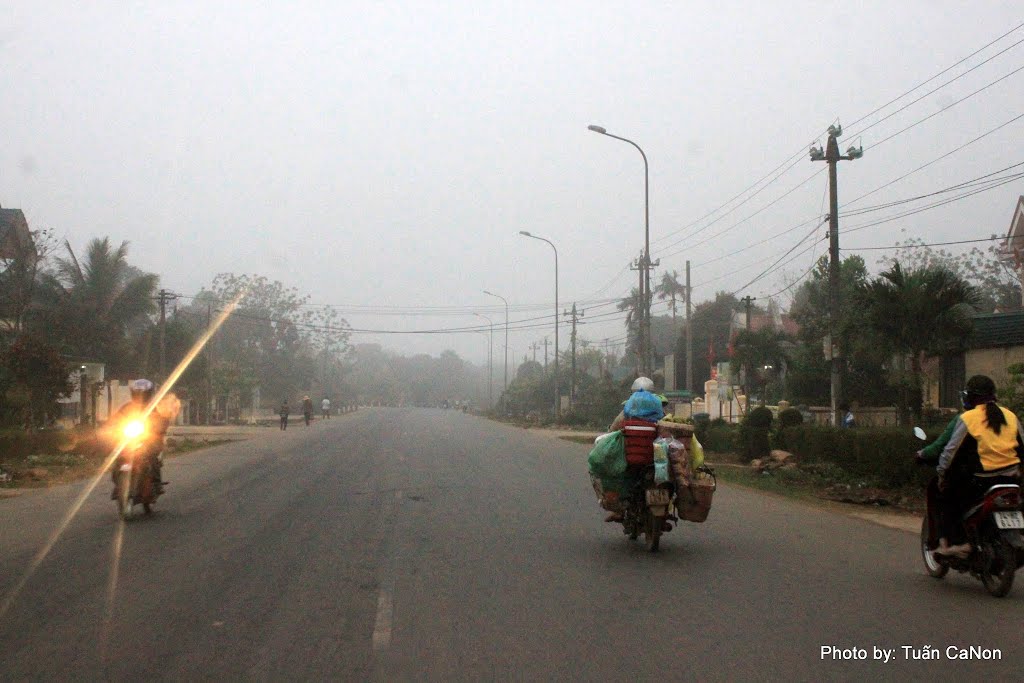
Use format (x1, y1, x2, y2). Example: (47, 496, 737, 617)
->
(543, 337, 550, 371)
(811, 123, 863, 426)
(740, 295, 757, 400)
(630, 253, 644, 374)
(530, 341, 539, 363)
(155, 289, 178, 382)
(206, 302, 213, 425)
(685, 260, 693, 394)
(564, 303, 584, 406)
(645, 253, 660, 378)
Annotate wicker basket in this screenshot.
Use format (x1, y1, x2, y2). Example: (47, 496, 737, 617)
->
(678, 466, 716, 523)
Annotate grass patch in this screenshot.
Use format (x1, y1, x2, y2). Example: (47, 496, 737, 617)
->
(558, 435, 596, 444)
(165, 437, 235, 455)
(712, 455, 925, 513)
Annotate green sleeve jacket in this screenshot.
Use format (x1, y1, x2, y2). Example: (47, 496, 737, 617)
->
(920, 417, 959, 462)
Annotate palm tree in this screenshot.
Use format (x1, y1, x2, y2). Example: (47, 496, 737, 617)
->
(38, 237, 158, 373)
(617, 287, 644, 366)
(654, 270, 687, 330)
(858, 261, 980, 421)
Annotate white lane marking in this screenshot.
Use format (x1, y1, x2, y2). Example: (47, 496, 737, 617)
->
(372, 489, 403, 653)
(371, 591, 394, 651)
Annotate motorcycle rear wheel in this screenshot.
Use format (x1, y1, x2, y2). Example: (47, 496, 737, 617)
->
(920, 518, 948, 578)
(645, 514, 661, 552)
(982, 540, 1015, 598)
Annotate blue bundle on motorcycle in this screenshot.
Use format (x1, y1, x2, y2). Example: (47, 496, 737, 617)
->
(588, 431, 626, 479)
(623, 390, 665, 422)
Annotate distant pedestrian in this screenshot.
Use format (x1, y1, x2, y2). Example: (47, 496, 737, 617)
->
(302, 395, 314, 426)
(321, 397, 331, 419)
(840, 402, 856, 429)
(279, 400, 290, 431)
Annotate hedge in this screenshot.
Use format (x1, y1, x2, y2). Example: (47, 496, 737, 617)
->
(781, 424, 935, 489)
(0, 428, 103, 461)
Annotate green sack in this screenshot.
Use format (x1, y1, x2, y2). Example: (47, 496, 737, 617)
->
(587, 431, 626, 479)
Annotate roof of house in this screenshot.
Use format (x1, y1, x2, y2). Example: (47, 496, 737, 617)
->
(0, 207, 33, 259)
(971, 311, 1024, 349)
(1003, 195, 1024, 264)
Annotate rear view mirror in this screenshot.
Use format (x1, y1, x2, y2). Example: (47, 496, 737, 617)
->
(913, 427, 927, 441)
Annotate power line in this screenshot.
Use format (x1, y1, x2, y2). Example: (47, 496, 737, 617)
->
(867, 62, 1024, 151)
(846, 20, 1024, 130)
(841, 172, 1024, 236)
(647, 22, 1024, 257)
(844, 111, 1024, 207)
(845, 236, 1005, 252)
(656, 167, 825, 260)
(840, 163, 1024, 217)
(729, 222, 826, 296)
(650, 152, 814, 249)
(848, 36, 1024, 141)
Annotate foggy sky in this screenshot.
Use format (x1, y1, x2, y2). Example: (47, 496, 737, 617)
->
(3, 2, 1023, 369)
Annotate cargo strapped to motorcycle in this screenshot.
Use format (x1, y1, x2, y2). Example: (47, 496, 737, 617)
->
(678, 465, 716, 523)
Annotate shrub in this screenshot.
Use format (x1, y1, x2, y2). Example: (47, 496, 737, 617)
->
(691, 412, 711, 444)
(703, 423, 738, 453)
(773, 407, 804, 450)
(781, 424, 934, 489)
(739, 406, 773, 462)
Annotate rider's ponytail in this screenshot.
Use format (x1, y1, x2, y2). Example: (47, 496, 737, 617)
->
(985, 402, 1007, 435)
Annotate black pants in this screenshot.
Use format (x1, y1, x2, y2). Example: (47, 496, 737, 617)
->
(280, 416, 288, 430)
(935, 473, 1019, 544)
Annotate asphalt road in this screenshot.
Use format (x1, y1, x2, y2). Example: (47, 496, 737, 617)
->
(1, 408, 1021, 681)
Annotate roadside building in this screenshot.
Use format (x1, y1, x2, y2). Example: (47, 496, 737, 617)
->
(926, 311, 1024, 409)
(1001, 195, 1024, 309)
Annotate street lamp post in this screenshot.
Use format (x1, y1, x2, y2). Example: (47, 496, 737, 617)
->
(588, 124, 654, 377)
(519, 231, 559, 417)
(483, 290, 509, 394)
(474, 312, 494, 409)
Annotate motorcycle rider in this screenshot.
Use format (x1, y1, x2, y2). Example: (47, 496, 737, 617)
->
(604, 377, 665, 522)
(608, 377, 664, 431)
(110, 379, 169, 497)
(932, 375, 1024, 558)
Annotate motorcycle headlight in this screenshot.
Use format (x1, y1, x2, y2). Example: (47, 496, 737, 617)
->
(123, 420, 145, 440)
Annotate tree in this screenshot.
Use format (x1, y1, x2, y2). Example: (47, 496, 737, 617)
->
(788, 255, 891, 407)
(888, 237, 1020, 313)
(0, 334, 72, 427)
(203, 273, 353, 405)
(731, 328, 789, 404)
(654, 270, 687, 331)
(672, 292, 742, 394)
(617, 287, 644, 366)
(858, 261, 980, 421)
(36, 238, 158, 375)
(0, 228, 57, 338)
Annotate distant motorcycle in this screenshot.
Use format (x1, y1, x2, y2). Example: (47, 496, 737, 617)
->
(915, 428, 1024, 597)
(112, 419, 162, 519)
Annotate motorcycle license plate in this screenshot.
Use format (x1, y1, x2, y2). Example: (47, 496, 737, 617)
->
(645, 489, 671, 506)
(119, 463, 132, 472)
(994, 511, 1024, 529)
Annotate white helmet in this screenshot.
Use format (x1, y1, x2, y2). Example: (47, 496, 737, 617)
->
(631, 376, 654, 392)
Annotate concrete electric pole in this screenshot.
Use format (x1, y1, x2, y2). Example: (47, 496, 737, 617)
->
(564, 303, 584, 406)
(810, 123, 863, 425)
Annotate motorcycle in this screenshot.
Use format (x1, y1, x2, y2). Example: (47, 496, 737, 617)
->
(112, 419, 162, 520)
(621, 465, 676, 552)
(915, 427, 1024, 597)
